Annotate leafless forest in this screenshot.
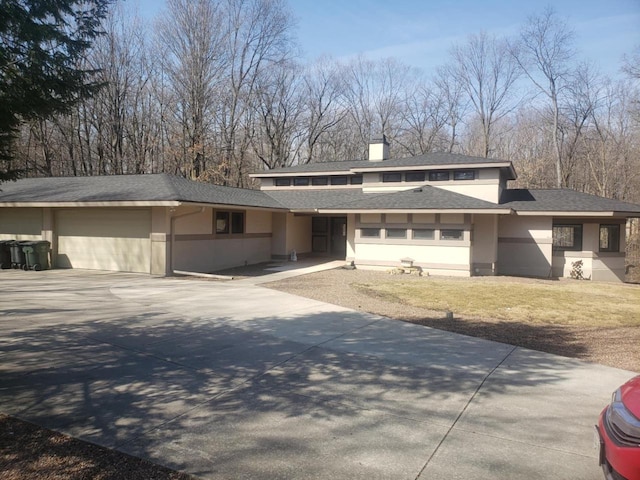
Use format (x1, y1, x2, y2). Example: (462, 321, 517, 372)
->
(8, 0, 640, 202)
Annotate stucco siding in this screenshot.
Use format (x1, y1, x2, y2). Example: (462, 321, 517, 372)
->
(173, 237, 271, 272)
(498, 216, 553, 277)
(354, 243, 471, 276)
(0, 208, 43, 240)
(471, 214, 498, 275)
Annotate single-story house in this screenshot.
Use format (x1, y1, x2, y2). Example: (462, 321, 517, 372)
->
(2, 136, 639, 281)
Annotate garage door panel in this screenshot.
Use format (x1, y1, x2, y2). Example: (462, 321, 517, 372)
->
(56, 209, 151, 273)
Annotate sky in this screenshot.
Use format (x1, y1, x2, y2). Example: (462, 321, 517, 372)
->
(136, 0, 640, 79)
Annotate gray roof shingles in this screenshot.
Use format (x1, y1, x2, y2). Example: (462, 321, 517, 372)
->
(0, 174, 286, 210)
(266, 186, 508, 211)
(2, 174, 639, 215)
(255, 152, 512, 174)
(500, 189, 640, 214)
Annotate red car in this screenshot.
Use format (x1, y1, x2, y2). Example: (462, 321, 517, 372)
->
(596, 375, 640, 480)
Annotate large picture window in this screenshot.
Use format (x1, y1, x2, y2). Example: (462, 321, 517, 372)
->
(599, 224, 620, 252)
(552, 224, 583, 251)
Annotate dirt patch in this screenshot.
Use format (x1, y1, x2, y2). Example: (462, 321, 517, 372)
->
(266, 268, 640, 373)
(0, 414, 194, 480)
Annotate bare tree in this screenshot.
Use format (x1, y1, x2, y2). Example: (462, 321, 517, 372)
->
(298, 57, 346, 164)
(156, 0, 227, 179)
(513, 7, 576, 187)
(447, 32, 520, 157)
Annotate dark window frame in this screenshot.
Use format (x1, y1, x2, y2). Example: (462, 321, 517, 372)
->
(440, 229, 464, 241)
(429, 171, 450, 181)
(360, 227, 381, 238)
(599, 224, 620, 252)
(386, 228, 407, 239)
(382, 172, 402, 183)
(216, 210, 245, 235)
(350, 175, 363, 185)
(405, 171, 426, 182)
(552, 224, 583, 251)
(274, 178, 291, 187)
(330, 176, 348, 185)
(453, 170, 475, 181)
(293, 177, 310, 186)
(311, 176, 328, 186)
(412, 228, 435, 240)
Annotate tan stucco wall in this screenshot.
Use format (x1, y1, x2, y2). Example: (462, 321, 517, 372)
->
(354, 243, 471, 276)
(246, 210, 272, 234)
(498, 216, 553, 277)
(151, 207, 170, 275)
(471, 215, 498, 275)
(346, 214, 356, 260)
(171, 206, 274, 274)
(286, 215, 312, 255)
(0, 208, 43, 240)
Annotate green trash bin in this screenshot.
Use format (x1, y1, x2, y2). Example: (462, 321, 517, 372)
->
(22, 240, 51, 271)
(9, 241, 28, 269)
(0, 240, 13, 269)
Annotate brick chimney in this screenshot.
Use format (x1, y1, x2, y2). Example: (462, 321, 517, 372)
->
(368, 134, 389, 162)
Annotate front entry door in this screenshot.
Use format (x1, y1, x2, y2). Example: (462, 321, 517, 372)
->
(330, 216, 347, 258)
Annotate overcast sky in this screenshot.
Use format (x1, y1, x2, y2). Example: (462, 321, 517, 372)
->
(137, 0, 640, 79)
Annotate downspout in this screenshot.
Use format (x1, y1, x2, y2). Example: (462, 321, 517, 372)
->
(168, 206, 205, 275)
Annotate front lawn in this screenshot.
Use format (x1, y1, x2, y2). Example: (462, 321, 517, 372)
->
(352, 276, 640, 328)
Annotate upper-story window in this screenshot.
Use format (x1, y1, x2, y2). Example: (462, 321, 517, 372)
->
(293, 177, 309, 186)
(350, 175, 363, 185)
(275, 178, 291, 186)
(429, 171, 450, 181)
(330, 176, 348, 185)
(405, 171, 426, 182)
(382, 172, 402, 183)
(454, 170, 475, 180)
(311, 176, 328, 186)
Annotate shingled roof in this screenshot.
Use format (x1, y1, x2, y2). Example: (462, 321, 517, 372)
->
(251, 152, 515, 177)
(500, 189, 640, 214)
(0, 174, 286, 209)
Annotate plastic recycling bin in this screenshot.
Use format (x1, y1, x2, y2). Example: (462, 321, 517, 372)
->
(9, 241, 27, 269)
(22, 240, 51, 271)
(0, 240, 13, 269)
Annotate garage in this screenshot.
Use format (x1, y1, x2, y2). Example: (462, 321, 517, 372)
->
(55, 208, 151, 273)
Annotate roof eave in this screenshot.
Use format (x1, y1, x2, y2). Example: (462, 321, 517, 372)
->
(514, 210, 640, 217)
(0, 200, 182, 208)
(317, 208, 513, 214)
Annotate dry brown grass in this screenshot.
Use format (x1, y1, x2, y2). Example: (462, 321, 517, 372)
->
(352, 276, 640, 327)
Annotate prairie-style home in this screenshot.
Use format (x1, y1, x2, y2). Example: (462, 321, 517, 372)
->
(1, 136, 639, 281)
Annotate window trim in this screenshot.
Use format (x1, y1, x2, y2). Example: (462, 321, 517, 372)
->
(360, 227, 381, 238)
(385, 228, 407, 239)
(599, 224, 620, 253)
(412, 228, 435, 240)
(440, 229, 464, 241)
(311, 176, 328, 186)
(405, 171, 426, 182)
(453, 170, 475, 181)
(216, 210, 245, 235)
(552, 224, 583, 251)
(293, 177, 309, 186)
(429, 171, 450, 181)
(382, 172, 402, 183)
(274, 178, 291, 187)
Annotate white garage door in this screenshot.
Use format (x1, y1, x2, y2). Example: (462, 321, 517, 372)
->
(56, 208, 151, 273)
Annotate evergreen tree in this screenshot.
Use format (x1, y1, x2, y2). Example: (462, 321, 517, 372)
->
(0, 0, 112, 180)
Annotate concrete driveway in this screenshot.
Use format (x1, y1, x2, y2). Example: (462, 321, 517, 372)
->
(0, 269, 634, 479)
